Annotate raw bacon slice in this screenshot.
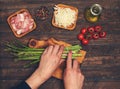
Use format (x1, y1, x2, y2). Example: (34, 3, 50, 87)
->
(17, 29, 22, 35)
(10, 11, 34, 35)
(16, 14, 25, 22)
(15, 21, 22, 29)
(11, 24, 18, 31)
(10, 17, 15, 24)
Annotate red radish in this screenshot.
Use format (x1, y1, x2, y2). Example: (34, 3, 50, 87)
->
(99, 31, 107, 38)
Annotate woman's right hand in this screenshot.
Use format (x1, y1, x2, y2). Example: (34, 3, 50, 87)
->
(63, 51, 84, 89)
(26, 45, 64, 89)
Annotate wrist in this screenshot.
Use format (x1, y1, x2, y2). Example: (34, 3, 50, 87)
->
(25, 68, 45, 89)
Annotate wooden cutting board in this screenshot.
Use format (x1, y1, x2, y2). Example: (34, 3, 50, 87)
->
(28, 38, 86, 79)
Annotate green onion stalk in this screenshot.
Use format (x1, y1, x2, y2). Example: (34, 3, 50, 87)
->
(5, 42, 82, 67)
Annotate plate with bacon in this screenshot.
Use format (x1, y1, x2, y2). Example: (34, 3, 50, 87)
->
(7, 9, 36, 37)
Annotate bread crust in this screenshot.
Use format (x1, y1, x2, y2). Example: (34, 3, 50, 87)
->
(52, 4, 78, 30)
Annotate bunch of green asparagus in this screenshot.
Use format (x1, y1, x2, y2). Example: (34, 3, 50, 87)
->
(5, 41, 82, 67)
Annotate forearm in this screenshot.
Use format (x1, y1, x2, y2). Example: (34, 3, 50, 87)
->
(25, 68, 45, 89)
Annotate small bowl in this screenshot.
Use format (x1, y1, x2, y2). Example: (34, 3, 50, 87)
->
(7, 9, 36, 38)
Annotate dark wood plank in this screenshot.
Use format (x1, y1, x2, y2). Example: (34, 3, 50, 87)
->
(0, 80, 120, 89)
(0, 0, 120, 89)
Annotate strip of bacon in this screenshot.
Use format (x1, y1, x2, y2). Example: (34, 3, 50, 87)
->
(10, 11, 34, 35)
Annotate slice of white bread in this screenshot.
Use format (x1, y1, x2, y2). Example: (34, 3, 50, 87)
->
(52, 4, 78, 30)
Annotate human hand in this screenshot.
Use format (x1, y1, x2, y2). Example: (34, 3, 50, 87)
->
(38, 45, 64, 81)
(63, 51, 84, 89)
(26, 45, 64, 89)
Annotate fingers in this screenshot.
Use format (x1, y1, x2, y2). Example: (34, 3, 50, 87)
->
(43, 45, 54, 55)
(52, 45, 60, 54)
(43, 45, 64, 58)
(66, 51, 72, 69)
(59, 59, 65, 65)
(45, 45, 63, 54)
(57, 46, 64, 57)
(66, 52, 81, 72)
(78, 67, 81, 73)
(47, 45, 54, 54)
(73, 60, 79, 70)
(43, 46, 49, 54)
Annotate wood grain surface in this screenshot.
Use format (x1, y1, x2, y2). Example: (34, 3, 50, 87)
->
(0, 0, 120, 89)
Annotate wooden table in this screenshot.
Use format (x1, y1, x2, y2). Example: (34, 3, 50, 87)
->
(0, 0, 120, 89)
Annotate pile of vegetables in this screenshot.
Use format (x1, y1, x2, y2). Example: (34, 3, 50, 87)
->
(77, 25, 106, 45)
(5, 41, 82, 67)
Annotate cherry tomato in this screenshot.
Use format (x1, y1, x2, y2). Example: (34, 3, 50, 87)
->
(77, 33, 84, 40)
(87, 27, 95, 34)
(99, 31, 107, 38)
(82, 39, 89, 45)
(95, 25, 102, 32)
(92, 33, 99, 40)
(81, 28, 87, 34)
(85, 33, 93, 40)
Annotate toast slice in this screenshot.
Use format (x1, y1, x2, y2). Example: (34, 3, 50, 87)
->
(52, 4, 78, 30)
